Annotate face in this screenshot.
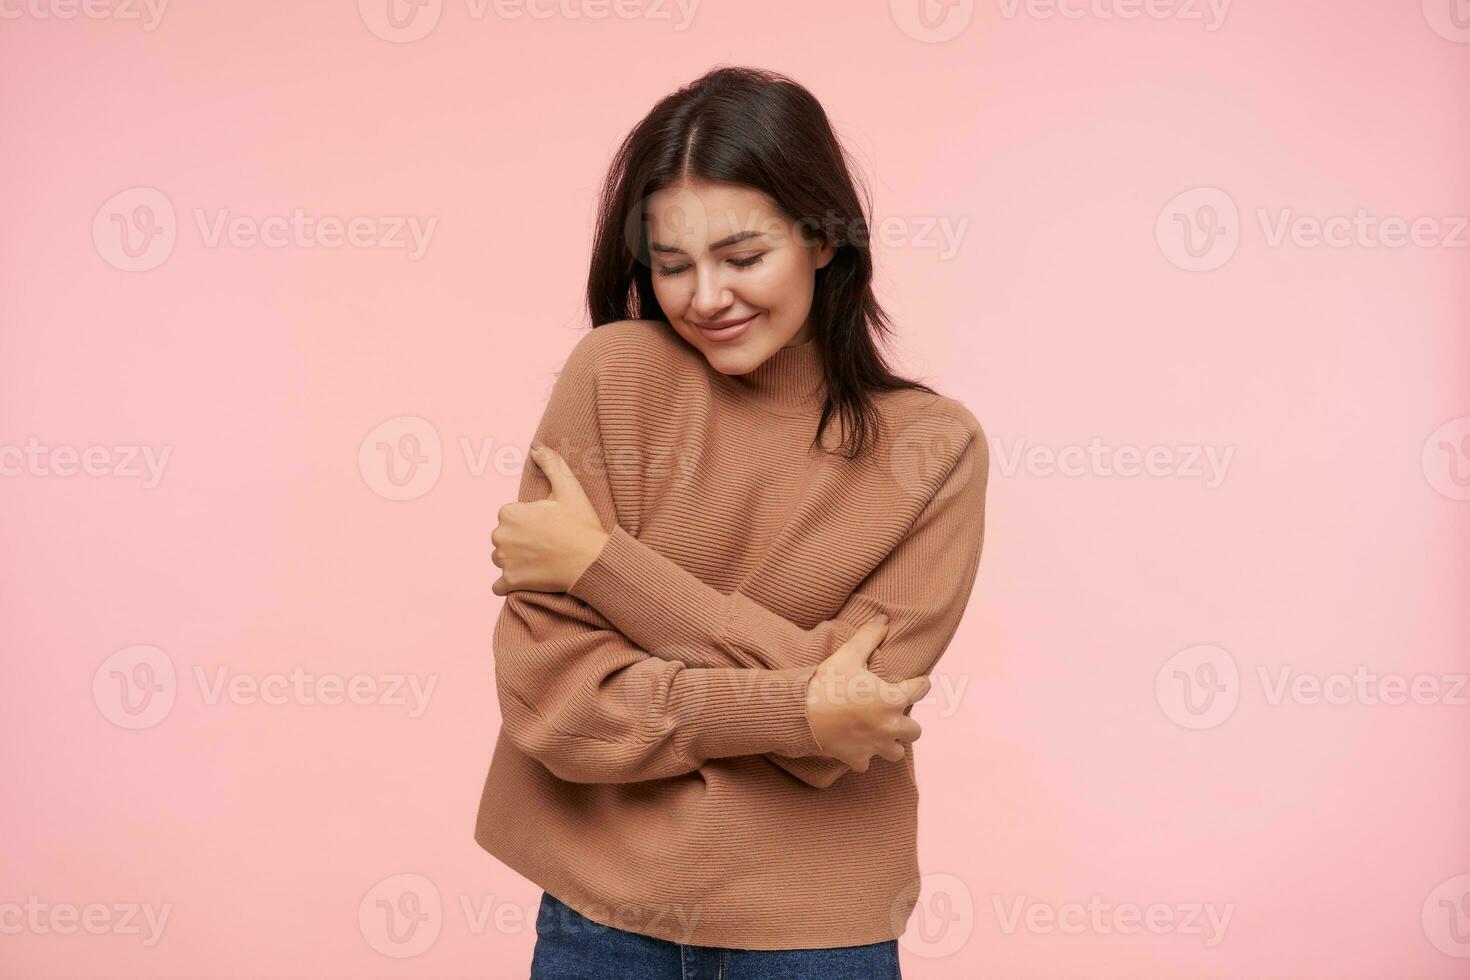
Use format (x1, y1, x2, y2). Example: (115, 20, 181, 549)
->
(643, 179, 836, 375)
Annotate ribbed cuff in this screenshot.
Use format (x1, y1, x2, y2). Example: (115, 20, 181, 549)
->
(679, 664, 825, 761)
(568, 524, 733, 659)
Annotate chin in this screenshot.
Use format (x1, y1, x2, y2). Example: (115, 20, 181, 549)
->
(673, 323, 760, 370)
(699, 342, 763, 376)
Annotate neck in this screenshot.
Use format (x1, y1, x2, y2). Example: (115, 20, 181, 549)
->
(725, 336, 827, 413)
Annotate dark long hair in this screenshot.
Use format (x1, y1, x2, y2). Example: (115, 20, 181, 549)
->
(584, 65, 939, 459)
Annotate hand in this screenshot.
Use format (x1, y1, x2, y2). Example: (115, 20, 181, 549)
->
(490, 442, 610, 596)
(804, 615, 929, 772)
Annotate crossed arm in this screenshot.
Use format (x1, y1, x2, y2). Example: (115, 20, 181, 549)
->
(565, 428, 988, 787)
(492, 334, 989, 788)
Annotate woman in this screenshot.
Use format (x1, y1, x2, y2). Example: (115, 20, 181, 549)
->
(475, 65, 988, 979)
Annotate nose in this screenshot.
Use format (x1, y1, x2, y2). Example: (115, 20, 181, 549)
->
(688, 262, 733, 320)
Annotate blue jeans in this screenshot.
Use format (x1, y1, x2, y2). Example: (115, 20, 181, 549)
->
(529, 891, 902, 979)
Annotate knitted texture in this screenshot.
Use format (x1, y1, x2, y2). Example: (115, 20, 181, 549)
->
(474, 319, 988, 950)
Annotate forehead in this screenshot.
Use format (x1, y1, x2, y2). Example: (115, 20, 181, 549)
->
(643, 181, 785, 247)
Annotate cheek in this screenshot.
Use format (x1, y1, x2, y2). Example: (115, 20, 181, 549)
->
(650, 274, 685, 311)
(748, 253, 811, 306)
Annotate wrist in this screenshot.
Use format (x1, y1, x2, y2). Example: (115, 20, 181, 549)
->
(570, 527, 611, 589)
(804, 672, 829, 755)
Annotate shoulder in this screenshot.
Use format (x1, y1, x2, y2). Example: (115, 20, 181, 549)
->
(564, 319, 694, 376)
(880, 387, 986, 460)
(868, 386, 989, 509)
(552, 320, 703, 422)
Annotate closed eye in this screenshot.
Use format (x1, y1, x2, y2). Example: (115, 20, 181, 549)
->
(655, 253, 766, 278)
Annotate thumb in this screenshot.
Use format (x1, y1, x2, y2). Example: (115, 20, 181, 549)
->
(529, 442, 591, 506)
(837, 614, 889, 666)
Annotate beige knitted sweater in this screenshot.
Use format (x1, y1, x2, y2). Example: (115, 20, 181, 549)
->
(474, 318, 988, 950)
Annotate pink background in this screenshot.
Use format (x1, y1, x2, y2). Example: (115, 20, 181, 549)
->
(3, 1, 1469, 977)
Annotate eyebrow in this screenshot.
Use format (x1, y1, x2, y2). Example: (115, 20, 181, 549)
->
(647, 230, 766, 255)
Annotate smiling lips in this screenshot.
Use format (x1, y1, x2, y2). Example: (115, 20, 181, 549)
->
(693, 313, 758, 341)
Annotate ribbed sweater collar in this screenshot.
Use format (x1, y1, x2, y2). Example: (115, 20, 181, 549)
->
(720, 337, 827, 415)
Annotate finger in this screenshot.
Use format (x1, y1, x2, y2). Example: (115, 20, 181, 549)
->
(838, 614, 890, 663)
(491, 577, 506, 596)
(490, 548, 501, 567)
(896, 675, 932, 707)
(892, 716, 922, 743)
(529, 444, 591, 506)
(876, 740, 906, 763)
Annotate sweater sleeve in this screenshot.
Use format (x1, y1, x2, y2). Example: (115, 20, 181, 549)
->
(567, 424, 989, 788)
(492, 333, 827, 785)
